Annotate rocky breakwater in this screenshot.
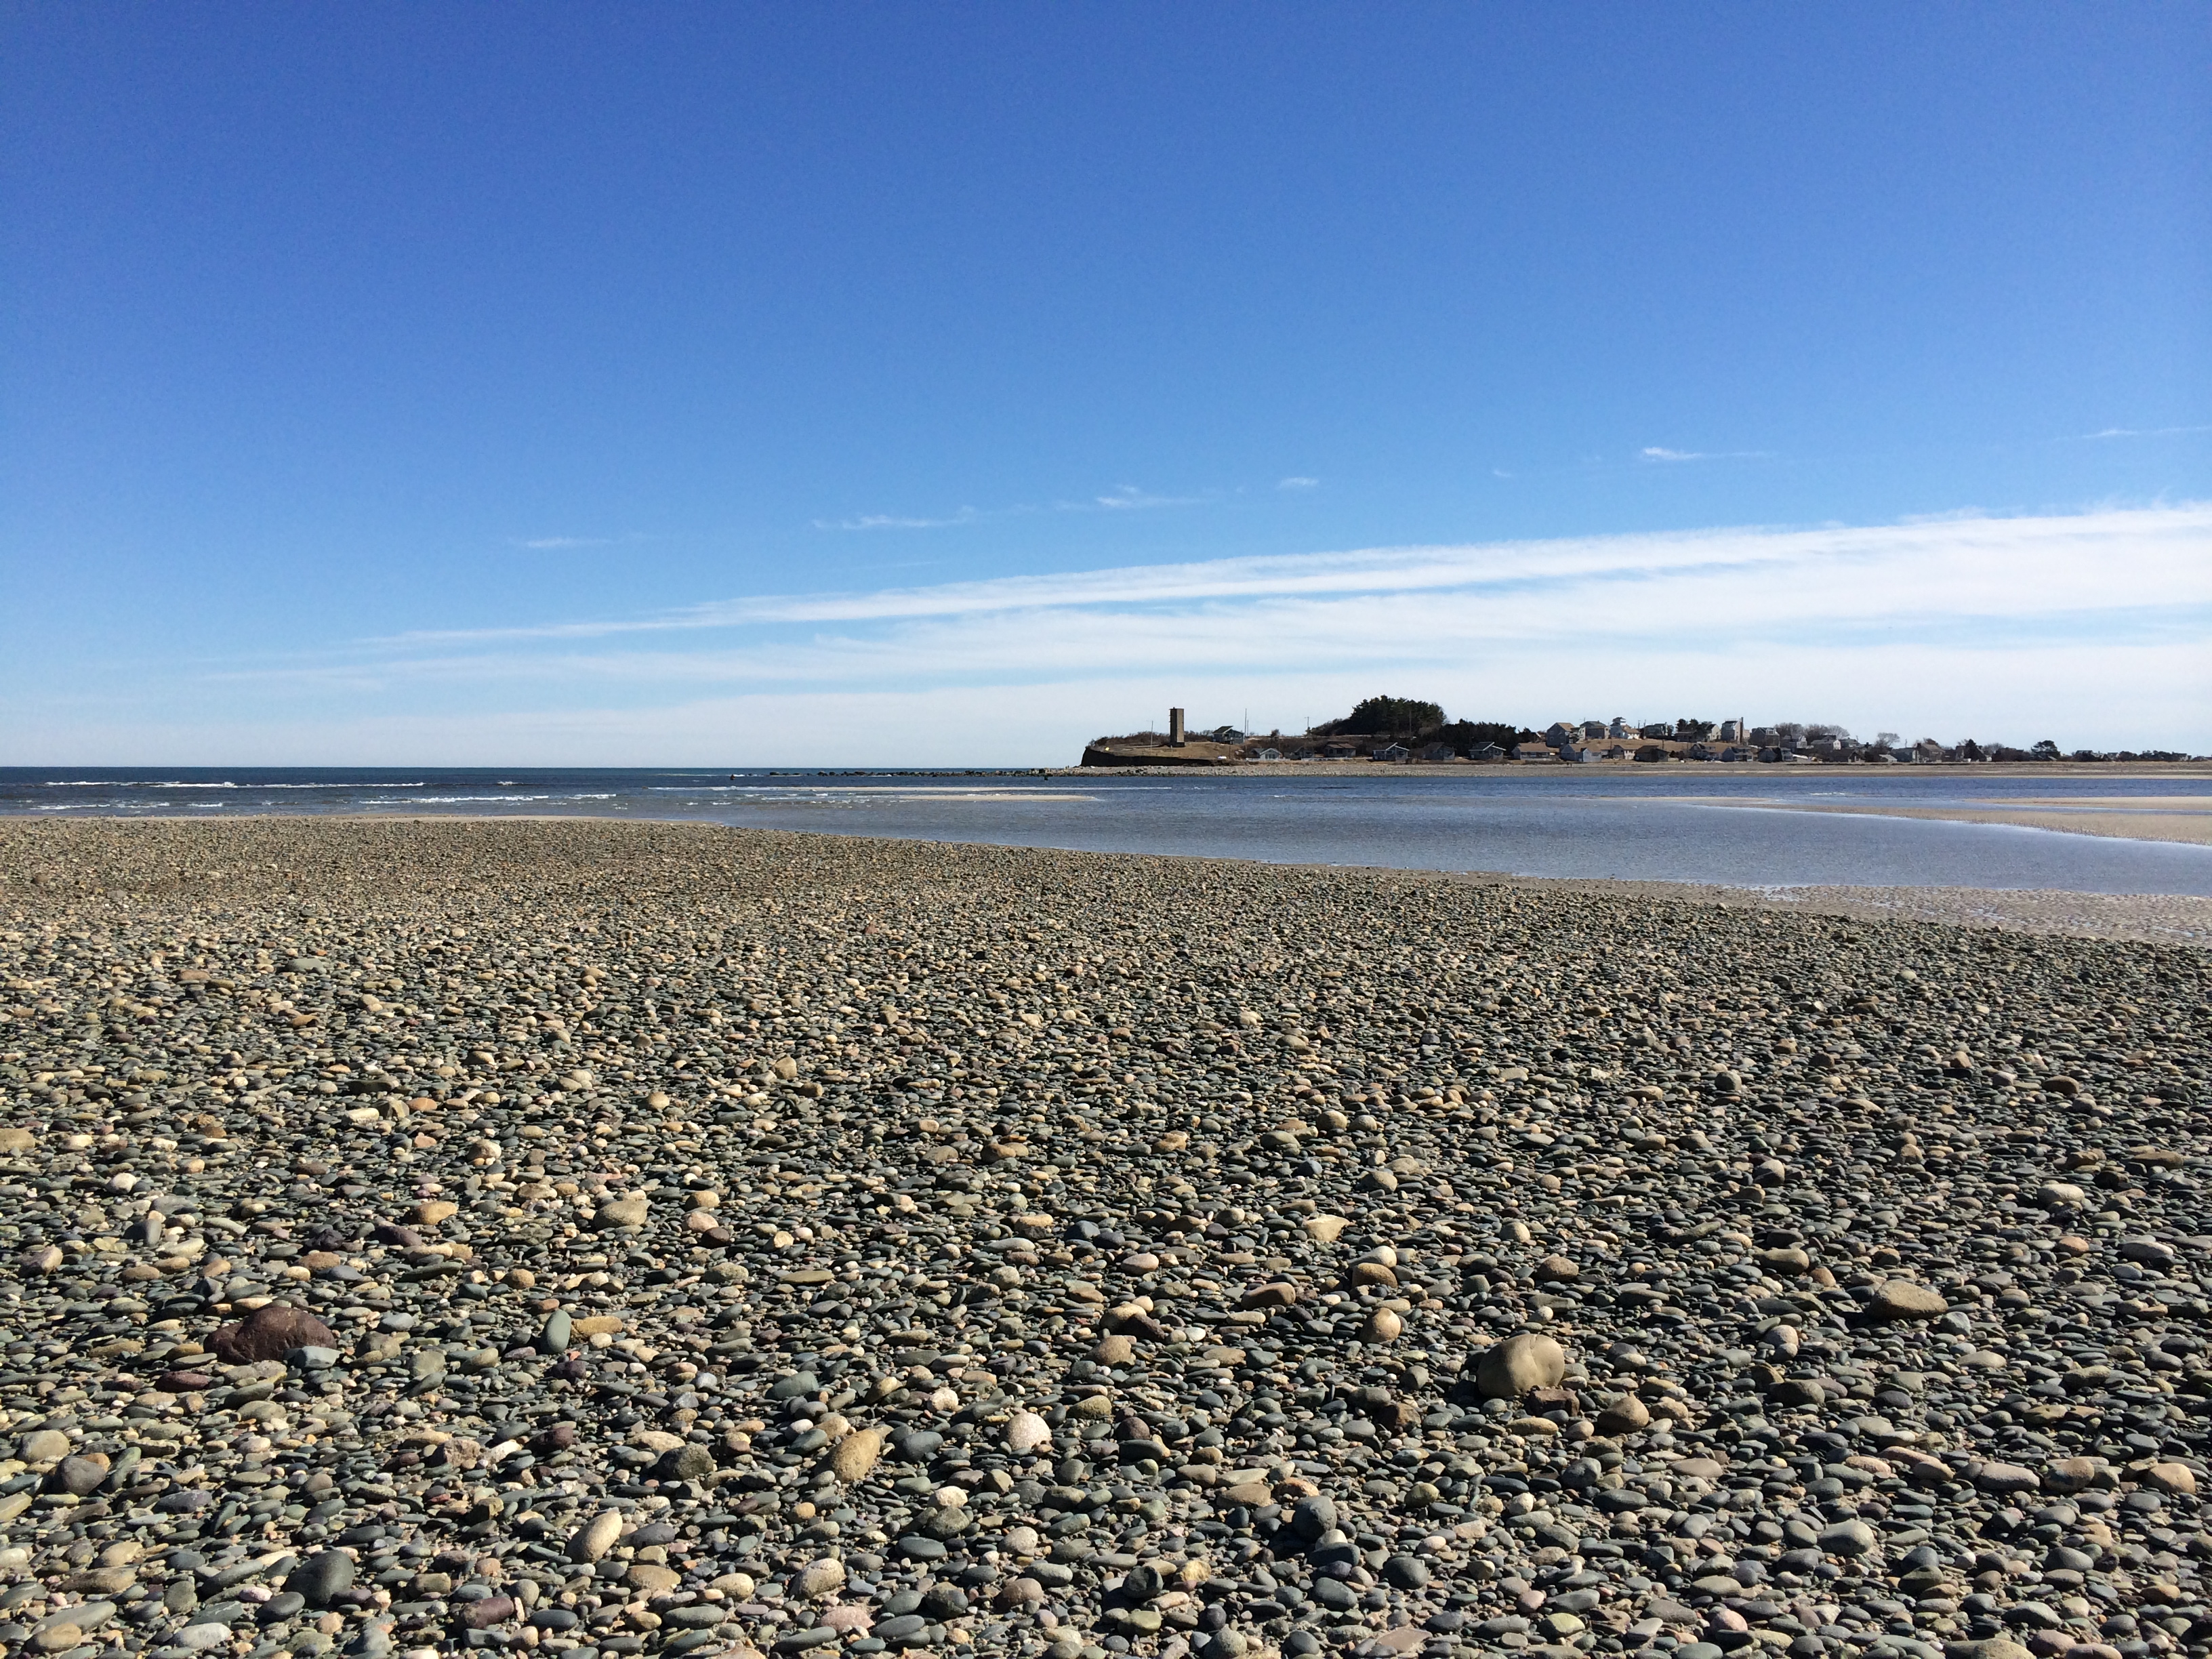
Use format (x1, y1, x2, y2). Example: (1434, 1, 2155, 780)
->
(0, 817, 2208, 1659)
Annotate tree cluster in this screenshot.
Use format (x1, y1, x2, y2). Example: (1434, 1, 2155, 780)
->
(1308, 695, 1446, 737)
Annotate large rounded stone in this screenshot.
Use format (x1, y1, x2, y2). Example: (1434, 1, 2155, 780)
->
(208, 1303, 340, 1365)
(287, 1551, 356, 1608)
(1870, 1281, 1950, 1320)
(1819, 1519, 1880, 1558)
(594, 1194, 651, 1229)
(51, 1454, 109, 1496)
(1476, 1333, 1567, 1398)
(569, 1509, 623, 1563)
(2145, 1462, 2198, 1496)
(832, 1427, 886, 1481)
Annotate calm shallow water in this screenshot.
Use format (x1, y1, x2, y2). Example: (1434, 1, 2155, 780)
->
(5, 766, 2210, 895)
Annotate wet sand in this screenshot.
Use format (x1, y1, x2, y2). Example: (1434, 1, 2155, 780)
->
(1717, 796, 2212, 848)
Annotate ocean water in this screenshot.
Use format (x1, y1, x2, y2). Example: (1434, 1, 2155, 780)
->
(3, 766, 2209, 895)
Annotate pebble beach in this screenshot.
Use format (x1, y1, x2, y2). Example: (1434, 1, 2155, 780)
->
(4, 817, 2212, 1659)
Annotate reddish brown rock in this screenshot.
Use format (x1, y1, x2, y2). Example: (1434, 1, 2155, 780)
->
(208, 1303, 340, 1364)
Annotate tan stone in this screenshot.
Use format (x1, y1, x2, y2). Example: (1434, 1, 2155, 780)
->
(595, 1195, 650, 1229)
(1597, 1393, 1650, 1434)
(1301, 1214, 1349, 1244)
(414, 1200, 459, 1227)
(831, 1427, 885, 1481)
(2144, 1462, 2198, 1497)
(1870, 1280, 1950, 1320)
(569, 1509, 623, 1562)
(2043, 1457, 2107, 1494)
(571, 1315, 625, 1337)
(1476, 1333, 1568, 1399)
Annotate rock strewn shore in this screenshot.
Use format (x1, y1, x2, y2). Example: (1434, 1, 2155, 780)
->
(2, 818, 2211, 1659)
(1479, 883, 2212, 953)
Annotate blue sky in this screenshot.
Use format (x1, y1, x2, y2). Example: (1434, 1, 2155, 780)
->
(3, 5, 2207, 762)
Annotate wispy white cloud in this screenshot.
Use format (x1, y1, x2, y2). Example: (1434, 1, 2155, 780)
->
(813, 508, 984, 531)
(514, 535, 615, 550)
(1639, 446, 1772, 463)
(327, 506, 2212, 662)
(815, 483, 1221, 529)
(1084, 485, 1208, 511)
(1277, 476, 1319, 491)
(2064, 424, 2212, 443)
(14, 507, 2207, 762)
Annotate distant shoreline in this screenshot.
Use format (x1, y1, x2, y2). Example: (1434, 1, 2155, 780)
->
(1046, 758, 2212, 780)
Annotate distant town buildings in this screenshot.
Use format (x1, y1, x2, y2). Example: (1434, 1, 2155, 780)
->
(1083, 704, 2200, 767)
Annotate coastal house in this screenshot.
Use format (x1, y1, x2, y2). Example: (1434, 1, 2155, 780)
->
(1608, 717, 1635, 739)
(1373, 742, 1410, 762)
(1470, 742, 1507, 762)
(1544, 722, 1578, 749)
(1601, 743, 1629, 760)
(1256, 748, 1282, 761)
(1418, 741, 1457, 762)
(1319, 741, 1361, 758)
